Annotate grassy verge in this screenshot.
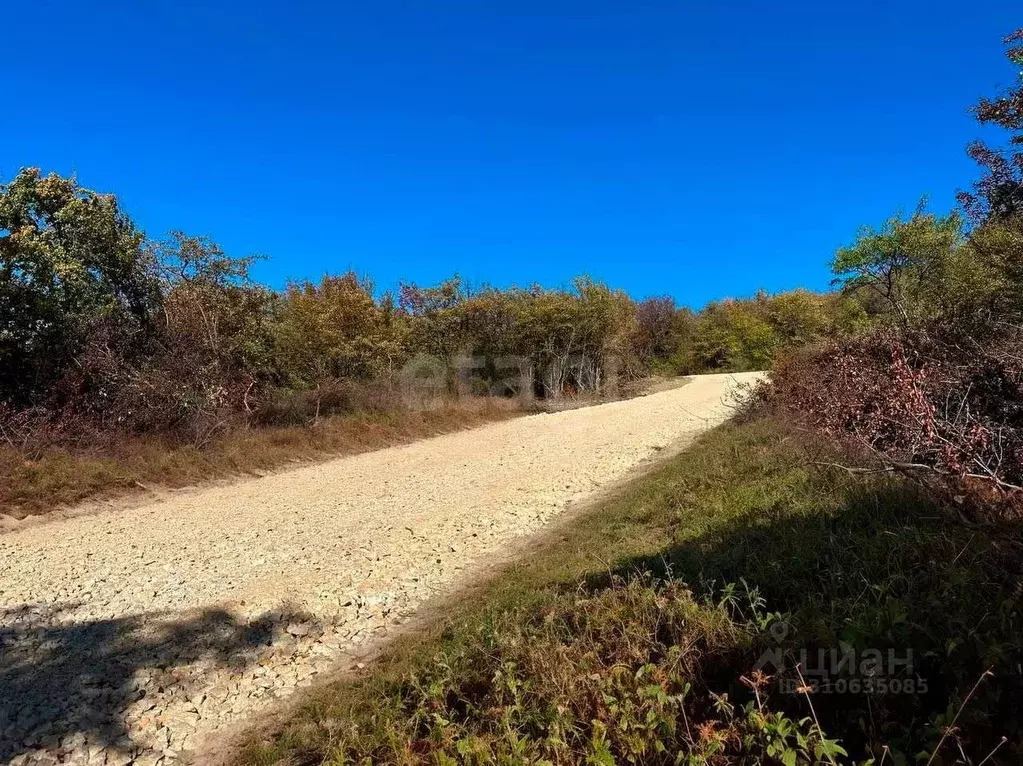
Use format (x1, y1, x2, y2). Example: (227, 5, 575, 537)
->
(0, 400, 519, 519)
(241, 416, 1023, 765)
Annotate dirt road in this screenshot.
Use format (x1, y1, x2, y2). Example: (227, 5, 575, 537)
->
(0, 372, 761, 765)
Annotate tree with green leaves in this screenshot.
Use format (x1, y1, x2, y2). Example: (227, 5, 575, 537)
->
(956, 29, 1023, 323)
(0, 168, 160, 403)
(830, 203, 970, 325)
(274, 272, 406, 385)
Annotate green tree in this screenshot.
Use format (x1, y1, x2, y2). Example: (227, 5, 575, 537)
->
(0, 168, 160, 403)
(957, 29, 1023, 324)
(831, 203, 967, 325)
(154, 232, 277, 386)
(275, 272, 405, 385)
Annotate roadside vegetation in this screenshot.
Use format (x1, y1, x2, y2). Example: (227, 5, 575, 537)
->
(0, 400, 518, 518)
(763, 29, 1023, 522)
(242, 415, 1021, 765)
(0, 181, 856, 517)
(242, 30, 1023, 764)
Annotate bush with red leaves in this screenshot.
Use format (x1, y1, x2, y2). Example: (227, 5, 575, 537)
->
(768, 327, 1023, 514)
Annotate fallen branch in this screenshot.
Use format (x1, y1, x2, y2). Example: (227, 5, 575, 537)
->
(813, 459, 1023, 493)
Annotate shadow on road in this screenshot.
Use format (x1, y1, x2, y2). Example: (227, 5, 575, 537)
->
(0, 601, 320, 762)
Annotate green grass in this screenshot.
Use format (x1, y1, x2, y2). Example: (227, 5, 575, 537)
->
(241, 417, 1023, 765)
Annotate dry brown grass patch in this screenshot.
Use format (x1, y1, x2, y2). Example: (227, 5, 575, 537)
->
(0, 397, 522, 520)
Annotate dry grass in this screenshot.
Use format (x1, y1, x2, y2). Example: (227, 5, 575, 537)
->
(0, 398, 522, 519)
(0, 373, 686, 521)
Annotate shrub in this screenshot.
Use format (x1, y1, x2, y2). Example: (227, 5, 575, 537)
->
(264, 576, 851, 765)
(768, 327, 1023, 517)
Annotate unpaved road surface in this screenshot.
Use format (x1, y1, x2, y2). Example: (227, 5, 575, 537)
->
(0, 372, 761, 765)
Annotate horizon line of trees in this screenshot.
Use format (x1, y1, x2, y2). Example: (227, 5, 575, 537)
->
(0, 164, 865, 446)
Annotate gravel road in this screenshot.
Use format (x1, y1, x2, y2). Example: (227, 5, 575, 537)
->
(0, 372, 761, 765)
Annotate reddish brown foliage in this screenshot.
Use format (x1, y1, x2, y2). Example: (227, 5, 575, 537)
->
(769, 329, 1023, 515)
(958, 28, 1023, 222)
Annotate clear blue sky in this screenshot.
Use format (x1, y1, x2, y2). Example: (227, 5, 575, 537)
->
(3, 2, 1018, 308)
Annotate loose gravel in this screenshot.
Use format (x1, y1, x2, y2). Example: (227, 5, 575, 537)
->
(0, 372, 760, 765)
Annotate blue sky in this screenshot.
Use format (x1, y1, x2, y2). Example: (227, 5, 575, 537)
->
(3, 2, 1018, 308)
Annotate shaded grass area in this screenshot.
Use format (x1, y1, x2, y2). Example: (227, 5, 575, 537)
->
(0, 401, 519, 519)
(241, 417, 1023, 765)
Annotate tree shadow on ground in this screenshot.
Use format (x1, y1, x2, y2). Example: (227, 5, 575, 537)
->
(0, 601, 321, 761)
(584, 479, 1023, 763)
